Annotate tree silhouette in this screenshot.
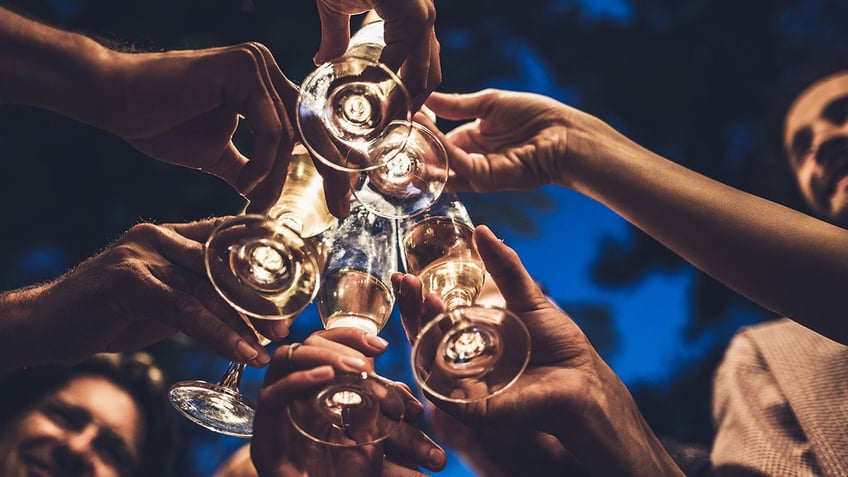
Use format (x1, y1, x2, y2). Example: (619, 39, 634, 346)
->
(2, 0, 847, 473)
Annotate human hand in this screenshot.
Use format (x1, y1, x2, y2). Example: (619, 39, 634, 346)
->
(251, 328, 446, 476)
(393, 225, 683, 476)
(425, 89, 632, 194)
(0, 218, 283, 373)
(313, 2, 440, 108)
(429, 406, 583, 477)
(89, 43, 349, 217)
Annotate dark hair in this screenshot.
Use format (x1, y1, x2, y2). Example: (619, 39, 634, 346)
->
(758, 57, 848, 213)
(0, 352, 179, 476)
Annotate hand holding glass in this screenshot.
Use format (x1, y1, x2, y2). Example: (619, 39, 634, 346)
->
(399, 193, 531, 403)
(169, 144, 334, 437)
(287, 199, 407, 446)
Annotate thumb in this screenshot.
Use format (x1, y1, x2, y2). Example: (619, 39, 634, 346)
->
(425, 90, 497, 122)
(474, 225, 548, 313)
(314, 5, 351, 65)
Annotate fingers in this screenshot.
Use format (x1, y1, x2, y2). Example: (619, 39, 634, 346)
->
(216, 43, 294, 204)
(399, 27, 441, 110)
(383, 422, 447, 472)
(263, 339, 372, 386)
(376, 0, 435, 71)
(166, 216, 233, 243)
(311, 327, 390, 357)
(122, 222, 271, 365)
(314, 2, 352, 65)
(391, 272, 445, 344)
(238, 43, 296, 201)
(158, 282, 271, 366)
(425, 90, 497, 122)
(312, 154, 353, 218)
(473, 225, 549, 313)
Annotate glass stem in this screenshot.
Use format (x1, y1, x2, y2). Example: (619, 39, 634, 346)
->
(274, 213, 304, 236)
(217, 361, 245, 392)
(444, 291, 474, 311)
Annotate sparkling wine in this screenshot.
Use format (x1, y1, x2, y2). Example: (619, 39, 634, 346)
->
(266, 143, 336, 238)
(225, 230, 322, 320)
(401, 216, 484, 307)
(319, 268, 394, 335)
(346, 20, 385, 62)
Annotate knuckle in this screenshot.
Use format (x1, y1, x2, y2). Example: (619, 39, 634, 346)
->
(122, 222, 161, 243)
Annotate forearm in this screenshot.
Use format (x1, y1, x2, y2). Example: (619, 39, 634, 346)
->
(561, 124, 848, 344)
(0, 7, 113, 124)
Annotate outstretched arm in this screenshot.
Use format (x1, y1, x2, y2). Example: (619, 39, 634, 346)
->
(427, 89, 848, 345)
(0, 6, 354, 216)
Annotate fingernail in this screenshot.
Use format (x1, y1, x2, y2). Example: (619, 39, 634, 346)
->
(429, 448, 446, 469)
(270, 321, 290, 340)
(341, 356, 368, 370)
(237, 340, 258, 361)
(254, 351, 271, 367)
(365, 333, 389, 350)
(309, 365, 334, 379)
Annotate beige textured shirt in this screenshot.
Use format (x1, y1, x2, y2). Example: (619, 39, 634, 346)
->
(712, 318, 848, 476)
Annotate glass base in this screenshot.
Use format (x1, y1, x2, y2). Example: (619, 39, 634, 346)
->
(168, 380, 256, 438)
(287, 372, 405, 447)
(412, 305, 531, 403)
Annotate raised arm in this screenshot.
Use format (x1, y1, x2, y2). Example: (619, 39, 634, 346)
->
(426, 88, 848, 344)
(0, 6, 356, 215)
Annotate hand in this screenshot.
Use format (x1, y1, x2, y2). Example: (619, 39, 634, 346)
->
(92, 43, 349, 216)
(429, 406, 583, 477)
(251, 328, 446, 477)
(393, 225, 683, 476)
(425, 89, 629, 194)
(313, 2, 440, 108)
(0, 218, 280, 372)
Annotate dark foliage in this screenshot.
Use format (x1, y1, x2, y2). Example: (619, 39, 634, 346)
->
(3, 0, 848, 474)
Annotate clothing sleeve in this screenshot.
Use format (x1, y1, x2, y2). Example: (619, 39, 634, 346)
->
(711, 324, 820, 477)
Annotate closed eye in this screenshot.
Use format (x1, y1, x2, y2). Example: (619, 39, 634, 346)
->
(790, 127, 813, 163)
(822, 95, 848, 125)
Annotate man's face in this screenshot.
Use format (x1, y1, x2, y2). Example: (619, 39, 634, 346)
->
(5, 375, 144, 477)
(784, 71, 848, 226)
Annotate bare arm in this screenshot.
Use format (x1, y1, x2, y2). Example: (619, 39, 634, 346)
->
(427, 89, 848, 344)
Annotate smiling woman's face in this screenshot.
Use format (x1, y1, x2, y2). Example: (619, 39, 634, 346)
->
(784, 71, 848, 226)
(2, 375, 144, 477)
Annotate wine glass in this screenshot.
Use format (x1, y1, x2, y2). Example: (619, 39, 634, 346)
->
(398, 192, 532, 403)
(169, 143, 335, 437)
(352, 120, 449, 219)
(287, 198, 407, 446)
(298, 19, 447, 219)
(297, 20, 412, 173)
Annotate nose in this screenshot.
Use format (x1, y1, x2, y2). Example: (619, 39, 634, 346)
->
(814, 135, 848, 165)
(53, 424, 98, 473)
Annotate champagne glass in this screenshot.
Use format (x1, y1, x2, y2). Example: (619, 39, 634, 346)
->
(352, 120, 449, 219)
(169, 143, 335, 437)
(297, 20, 412, 173)
(287, 199, 407, 446)
(298, 20, 447, 219)
(398, 192, 531, 403)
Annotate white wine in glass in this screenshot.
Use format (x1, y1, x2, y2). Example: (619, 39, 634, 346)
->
(297, 20, 412, 173)
(399, 193, 531, 403)
(288, 199, 407, 447)
(169, 143, 335, 437)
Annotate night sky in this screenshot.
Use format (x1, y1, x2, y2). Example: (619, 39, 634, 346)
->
(2, 0, 847, 475)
